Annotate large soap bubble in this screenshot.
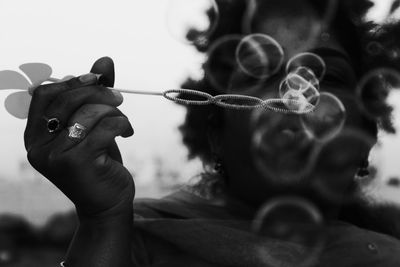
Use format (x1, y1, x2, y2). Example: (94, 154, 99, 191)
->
(251, 109, 318, 185)
(356, 68, 400, 129)
(310, 129, 376, 204)
(166, 0, 219, 44)
(253, 197, 325, 267)
(235, 34, 284, 79)
(301, 92, 346, 142)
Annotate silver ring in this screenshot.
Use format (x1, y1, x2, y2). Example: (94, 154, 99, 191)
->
(45, 117, 61, 133)
(67, 123, 87, 140)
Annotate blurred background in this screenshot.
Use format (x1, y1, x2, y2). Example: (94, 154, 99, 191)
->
(0, 0, 400, 265)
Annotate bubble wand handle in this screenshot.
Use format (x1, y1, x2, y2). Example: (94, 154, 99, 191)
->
(108, 87, 164, 96)
(44, 77, 165, 96)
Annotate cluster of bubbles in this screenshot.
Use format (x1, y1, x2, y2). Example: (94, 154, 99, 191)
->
(202, 32, 327, 113)
(279, 53, 324, 113)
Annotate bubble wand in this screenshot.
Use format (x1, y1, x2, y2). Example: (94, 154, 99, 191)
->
(0, 61, 321, 119)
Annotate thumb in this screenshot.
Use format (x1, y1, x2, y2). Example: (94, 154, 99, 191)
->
(90, 57, 115, 87)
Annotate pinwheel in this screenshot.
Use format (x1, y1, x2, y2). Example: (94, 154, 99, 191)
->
(1, 63, 74, 119)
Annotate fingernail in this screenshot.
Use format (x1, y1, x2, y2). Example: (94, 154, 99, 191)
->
(112, 90, 124, 102)
(129, 125, 134, 136)
(79, 73, 98, 83)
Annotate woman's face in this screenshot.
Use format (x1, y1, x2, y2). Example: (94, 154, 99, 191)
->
(217, 15, 374, 207)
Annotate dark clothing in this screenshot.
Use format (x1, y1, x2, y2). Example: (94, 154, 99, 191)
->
(131, 190, 400, 266)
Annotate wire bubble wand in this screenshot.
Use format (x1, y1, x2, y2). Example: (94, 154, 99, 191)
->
(0, 63, 317, 119)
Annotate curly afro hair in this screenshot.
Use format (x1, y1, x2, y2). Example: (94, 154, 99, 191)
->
(179, 0, 400, 165)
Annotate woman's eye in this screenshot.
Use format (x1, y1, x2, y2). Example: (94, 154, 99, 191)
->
(322, 66, 353, 86)
(323, 71, 344, 84)
(320, 58, 356, 87)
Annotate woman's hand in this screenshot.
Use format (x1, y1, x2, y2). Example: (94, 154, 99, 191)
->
(24, 57, 135, 220)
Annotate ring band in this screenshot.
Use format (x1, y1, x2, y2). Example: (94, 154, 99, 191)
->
(45, 117, 61, 133)
(67, 123, 87, 140)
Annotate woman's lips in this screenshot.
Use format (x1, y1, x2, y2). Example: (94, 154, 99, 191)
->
(278, 128, 311, 146)
(281, 129, 297, 139)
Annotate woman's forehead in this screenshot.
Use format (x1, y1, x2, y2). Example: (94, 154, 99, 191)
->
(250, 9, 348, 60)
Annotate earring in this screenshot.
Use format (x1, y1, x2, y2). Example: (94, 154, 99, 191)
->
(213, 153, 226, 176)
(355, 158, 370, 178)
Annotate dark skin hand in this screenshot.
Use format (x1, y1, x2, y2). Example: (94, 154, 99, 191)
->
(24, 57, 135, 266)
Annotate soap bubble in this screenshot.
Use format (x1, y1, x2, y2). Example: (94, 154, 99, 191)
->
(286, 52, 326, 80)
(279, 88, 311, 114)
(205, 35, 266, 94)
(253, 197, 325, 267)
(251, 109, 317, 184)
(279, 67, 320, 113)
(285, 67, 320, 91)
(235, 34, 284, 79)
(365, 41, 384, 56)
(310, 129, 376, 204)
(356, 68, 400, 123)
(301, 92, 346, 142)
(166, 0, 219, 44)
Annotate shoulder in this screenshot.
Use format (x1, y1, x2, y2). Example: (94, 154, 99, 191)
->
(321, 221, 400, 267)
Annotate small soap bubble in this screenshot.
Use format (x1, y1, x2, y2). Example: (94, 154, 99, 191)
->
(286, 52, 326, 80)
(235, 34, 284, 79)
(366, 41, 384, 56)
(166, 0, 219, 44)
(279, 87, 311, 113)
(251, 109, 317, 184)
(286, 67, 319, 91)
(310, 129, 376, 204)
(300, 92, 346, 142)
(253, 197, 325, 267)
(356, 68, 400, 123)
